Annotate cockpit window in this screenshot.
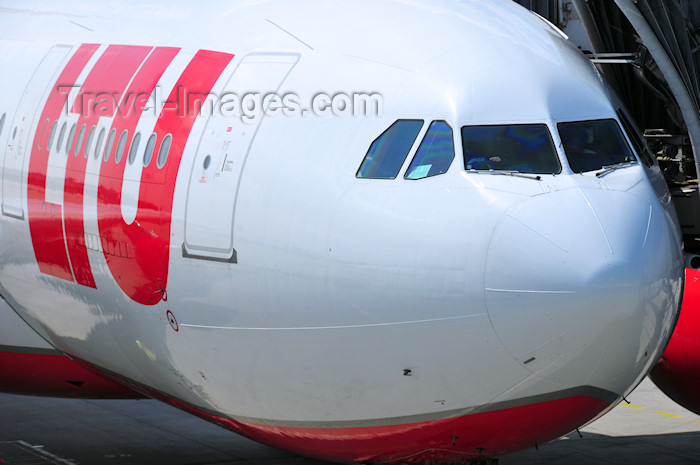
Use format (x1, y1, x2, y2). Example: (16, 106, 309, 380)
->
(356, 120, 423, 179)
(558, 119, 637, 173)
(462, 124, 560, 174)
(405, 120, 454, 180)
(616, 110, 655, 167)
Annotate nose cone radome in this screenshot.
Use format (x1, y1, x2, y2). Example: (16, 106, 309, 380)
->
(485, 187, 683, 395)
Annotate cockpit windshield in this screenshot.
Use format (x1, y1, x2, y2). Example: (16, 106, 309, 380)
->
(558, 119, 637, 173)
(462, 124, 561, 174)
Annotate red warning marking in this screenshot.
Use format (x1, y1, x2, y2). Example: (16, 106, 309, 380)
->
(167, 310, 179, 332)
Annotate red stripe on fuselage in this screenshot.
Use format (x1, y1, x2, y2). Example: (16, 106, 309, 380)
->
(27, 43, 99, 282)
(27, 44, 233, 303)
(63, 45, 153, 288)
(70, 354, 611, 464)
(97, 49, 233, 305)
(201, 396, 608, 464)
(0, 349, 140, 399)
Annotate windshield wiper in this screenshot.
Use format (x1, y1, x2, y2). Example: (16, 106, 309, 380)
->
(468, 169, 542, 181)
(595, 161, 637, 178)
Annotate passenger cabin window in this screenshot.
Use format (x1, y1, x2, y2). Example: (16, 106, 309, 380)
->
(66, 123, 76, 155)
(356, 120, 423, 179)
(75, 124, 86, 156)
(143, 133, 156, 167)
(38, 119, 49, 150)
(462, 124, 560, 174)
(157, 134, 172, 169)
(94, 128, 106, 159)
(47, 121, 58, 150)
(128, 132, 141, 165)
(85, 125, 96, 158)
(405, 121, 454, 180)
(104, 129, 116, 162)
(115, 130, 128, 164)
(56, 122, 67, 152)
(558, 119, 636, 173)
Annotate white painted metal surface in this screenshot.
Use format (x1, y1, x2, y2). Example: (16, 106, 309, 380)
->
(0, 0, 686, 462)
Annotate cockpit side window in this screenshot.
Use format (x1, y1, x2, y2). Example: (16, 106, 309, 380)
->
(462, 124, 560, 174)
(356, 120, 423, 179)
(558, 119, 636, 173)
(616, 110, 655, 167)
(405, 120, 454, 180)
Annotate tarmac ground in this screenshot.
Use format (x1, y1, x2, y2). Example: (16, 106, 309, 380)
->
(1, 377, 699, 465)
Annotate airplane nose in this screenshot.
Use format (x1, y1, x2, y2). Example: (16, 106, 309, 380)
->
(485, 187, 683, 395)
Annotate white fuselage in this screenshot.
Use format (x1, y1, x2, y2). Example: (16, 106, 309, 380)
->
(0, 1, 685, 463)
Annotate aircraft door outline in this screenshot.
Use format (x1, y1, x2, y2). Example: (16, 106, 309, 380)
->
(183, 52, 300, 263)
(2, 45, 73, 219)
